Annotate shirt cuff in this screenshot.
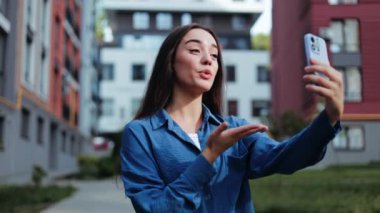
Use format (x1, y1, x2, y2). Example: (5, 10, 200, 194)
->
(310, 110, 342, 143)
(182, 154, 216, 191)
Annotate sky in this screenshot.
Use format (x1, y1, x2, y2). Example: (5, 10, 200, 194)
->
(251, 0, 272, 35)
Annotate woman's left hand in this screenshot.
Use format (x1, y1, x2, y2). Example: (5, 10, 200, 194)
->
(303, 59, 344, 126)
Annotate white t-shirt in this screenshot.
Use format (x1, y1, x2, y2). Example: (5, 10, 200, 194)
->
(188, 133, 201, 151)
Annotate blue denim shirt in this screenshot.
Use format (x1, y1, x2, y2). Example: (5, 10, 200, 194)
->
(120, 106, 340, 213)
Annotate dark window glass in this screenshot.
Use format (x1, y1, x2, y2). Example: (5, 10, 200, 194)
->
(251, 100, 271, 117)
(37, 117, 44, 145)
(257, 66, 270, 82)
(70, 135, 75, 156)
(228, 100, 238, 116)
(102, 64, 114, 80)
(21, 108, 30, 139)
(0, 116, 4, 150)
(61, 131, 66, 152)
(226, 65, 236, 82)
(132, 64, 146, 81)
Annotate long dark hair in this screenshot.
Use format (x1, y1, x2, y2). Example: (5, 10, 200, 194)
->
(134, 23, 224, 119)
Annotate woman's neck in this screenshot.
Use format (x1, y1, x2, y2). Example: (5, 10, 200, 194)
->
(166, 87, 203, 133)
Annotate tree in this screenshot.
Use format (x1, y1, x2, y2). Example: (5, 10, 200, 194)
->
(251, 33, 271, 50)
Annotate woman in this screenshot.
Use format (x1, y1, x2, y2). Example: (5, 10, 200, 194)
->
(120, 24, 343, 212)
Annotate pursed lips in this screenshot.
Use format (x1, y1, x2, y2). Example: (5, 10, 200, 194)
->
(199, 69, 213, 80)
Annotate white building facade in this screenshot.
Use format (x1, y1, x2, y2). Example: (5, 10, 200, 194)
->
(99, 0, 270, 134)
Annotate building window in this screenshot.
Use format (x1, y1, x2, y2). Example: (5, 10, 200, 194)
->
(102, 98, 114, 116)
(37, 117, 44, 145)
(131, 98, 141, 116)
(333, 126, 364, 151)
(132, 64, 146, 81)
(328, 19, 359, 53)
(181, 13, 192, 26)
(70, 135, 75, 156)
(156, 13, 172, 30)
(251, 100, 271, 117)
(234, 38, 249, 49)
(20, 108, 30, 139)
(232, 15, 245, 30)
(226, 65, 236, 82)
(133, 12, 149, 30)
(41, 0, 48, 42)
(24, 38, 32, 83)
(102, 64, 114, 80)
(227, 100, 238, 116)
(328, 0, 358, 5)
(340, 67, 362, 102)
(0, 30, 6, 95)
(257, 65, 270, 82)
(0, 116, 4, 150)
(61, 130, 66, 152)
(26, 0, 33, 28)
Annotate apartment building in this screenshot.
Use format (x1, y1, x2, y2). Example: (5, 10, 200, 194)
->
(99, 0, 270, 135)
(0, 0, 93, 184)
(272, 0, 380, 167)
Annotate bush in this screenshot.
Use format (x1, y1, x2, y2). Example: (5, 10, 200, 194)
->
(32, 165, 47, 188)
(78, 155, 99, 179)
(97, 156, 115, 178)
(77, 155, 116, 179)
(267, 110, 308, 140)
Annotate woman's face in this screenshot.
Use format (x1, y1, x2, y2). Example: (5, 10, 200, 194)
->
(173, 28, 219, 94)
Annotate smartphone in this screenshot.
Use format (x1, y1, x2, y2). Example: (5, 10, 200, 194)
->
(304, 33, 330, 78)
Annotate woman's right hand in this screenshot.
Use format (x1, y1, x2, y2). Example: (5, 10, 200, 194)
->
(202, 122, 268, 164)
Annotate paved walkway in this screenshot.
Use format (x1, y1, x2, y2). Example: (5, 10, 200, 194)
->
(42, 179, 135, 213)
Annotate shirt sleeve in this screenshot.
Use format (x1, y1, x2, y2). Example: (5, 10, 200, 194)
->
(241, 110, 341, 179)
(120, 122, 216, 212)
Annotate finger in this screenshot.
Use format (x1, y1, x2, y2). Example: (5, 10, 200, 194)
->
(235, 127, 268, 139)
(305, 84, 334, 98)
(225, 124, 266, 136)
(210, 122, 228, 138)
(303, 74, 337, 90)
(305, 65, 341, 83)
(225, 124, 268, 139)
(310, 58, 329, 66)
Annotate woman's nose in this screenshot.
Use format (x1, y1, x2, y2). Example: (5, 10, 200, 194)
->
(201, 53, 212, 66)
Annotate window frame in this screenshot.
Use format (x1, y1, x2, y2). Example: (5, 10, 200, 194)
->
(20, 108, 30, 140)
(333, 125, 365, 151)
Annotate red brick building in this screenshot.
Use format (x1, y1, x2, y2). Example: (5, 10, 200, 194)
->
(49, 0, 81, 127)
(272, 0, 380, 166)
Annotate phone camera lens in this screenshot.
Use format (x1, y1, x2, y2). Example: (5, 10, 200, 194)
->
(311, 37, 315, 43)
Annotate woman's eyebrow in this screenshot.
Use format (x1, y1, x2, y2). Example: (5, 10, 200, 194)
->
(185, 39, 218, 49)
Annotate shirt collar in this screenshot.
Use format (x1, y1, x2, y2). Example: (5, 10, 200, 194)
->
(150, 104, 223, 130)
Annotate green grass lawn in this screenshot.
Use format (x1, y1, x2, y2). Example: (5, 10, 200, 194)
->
(0, 185, 76, 212)
(250, 163, 380, 213)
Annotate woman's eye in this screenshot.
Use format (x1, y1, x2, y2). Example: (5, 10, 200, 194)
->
(211, 54, 218, 59)
(189, 49, 200, 54)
